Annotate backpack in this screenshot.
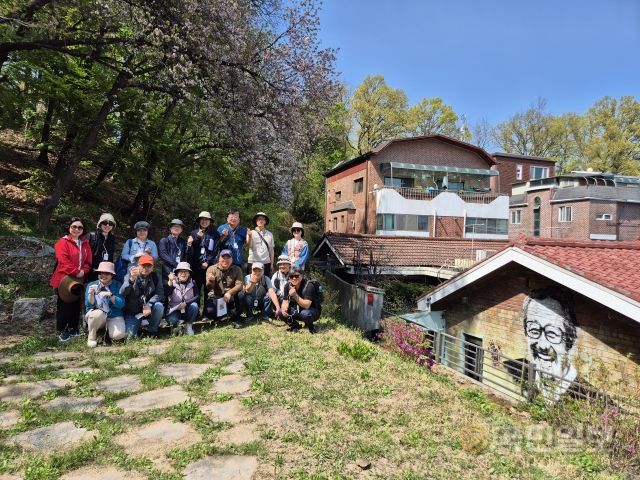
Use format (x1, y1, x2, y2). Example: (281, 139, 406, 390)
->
(114, 238, 132, 283)
(307, 279, 324, 307)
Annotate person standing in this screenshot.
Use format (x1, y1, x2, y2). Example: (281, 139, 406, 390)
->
(50, 217, 92, 342)
(120, 255, 164, 339)
(282, 222, 309, 270)
(204, 249, 244, 328)
(187, 211, 219, 299)
(159, 219, 188, 283)
(120, 221, 159, 273)
(85, 262, 126, 347)
(248, 212, 275, 277)
(87, 213, 117, 282)
(217, 209, 249, 269)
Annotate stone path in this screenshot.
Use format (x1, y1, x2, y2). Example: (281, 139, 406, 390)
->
(56, 366, 98, 376)
(8, 421, 97, 454)
(0, 378, 73, 402)
(223, 359, 246, 374)
(201, 399, 247, 423)
(115, 385, 189, 413)
(212, 374, 251, 394)
(96, 374, 141, 394)
(115, 356, 152, 370)
(159, 363, 215, 383)
(0, 410, 21, 428)
(61, 466, 146, 480)
(183, 455, 258, 480)
(209, 348, 242, 362)
(44, 396, 104, 413)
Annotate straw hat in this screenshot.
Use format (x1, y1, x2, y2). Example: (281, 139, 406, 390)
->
(58, 275, 85, 303)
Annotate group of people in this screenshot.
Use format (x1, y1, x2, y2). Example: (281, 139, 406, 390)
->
(50, 210, 322, 347)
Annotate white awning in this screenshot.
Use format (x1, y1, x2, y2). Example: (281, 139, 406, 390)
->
(381, 162, 499, 176)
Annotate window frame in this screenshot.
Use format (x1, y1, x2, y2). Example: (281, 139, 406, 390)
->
(353, 178, 364, 194)
(515, 164, 523, 181)
(595, 213, 612, 221)
(558, 206, 572, 223)
(510, 210, 522, 224)
(530, 166, 549, 180)
(335, 191, 341, 201)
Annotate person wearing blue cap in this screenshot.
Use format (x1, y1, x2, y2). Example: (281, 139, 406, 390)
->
(159, 219, 188, 284)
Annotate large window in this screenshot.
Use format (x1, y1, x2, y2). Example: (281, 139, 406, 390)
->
(353, 178, 364, 193)
(376, 214, 428, 232)
(510, 210, 522, 224)
(530, 166, 549, 180)
(465, 217, 508, 235)
(558, 206, 572, 222)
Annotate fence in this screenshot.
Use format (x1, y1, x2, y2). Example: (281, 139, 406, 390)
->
(418, 328, 639, 412)
(386, 186, 502, 204)
(324, 271, 384, 333)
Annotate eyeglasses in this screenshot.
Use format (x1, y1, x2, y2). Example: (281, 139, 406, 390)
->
(289, 274, 301, 279)
(101, 221, 115, 227)
(140, 264, 154, 269)
(70, 225, 84, 230)
(292, 229, 302, 233)
(525, 321, 564, 345)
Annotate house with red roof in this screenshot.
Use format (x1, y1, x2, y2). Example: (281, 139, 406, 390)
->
(416, 236, 640, 403)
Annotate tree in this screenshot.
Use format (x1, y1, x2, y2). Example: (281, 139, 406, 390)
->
(406, 97, 462, 139)
(471, 117, 494, 151)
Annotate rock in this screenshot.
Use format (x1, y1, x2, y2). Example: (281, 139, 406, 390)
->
(96, 375, 141, 394)
(141, 343, 171, 355)
(0, 410, 21, 428)
(61, 466, 146, 480)
(8, 421, 97, 453)
(201, 399, 247, 423)
(33, 351, 81, 362)
(7, 237, 55, 257)
(0, 378, 73, 402)
(209, 349, 242, 362)
(114, 418, 202, 472)
(159, 363, 214, 383)
(116, 357, 152, 370)
(56, 367, 98, 376)
(217, 424, 258, 445)
(356, 458, 371, 470)
(183, 455, 258, 480)
(44, 396, 103, 413)
(223, 359, 245, 374)
(212, 375, 251, 395)
(0, 474, 23, 480)
(115, 385, 189, 413)
(12, 298, 48, 322)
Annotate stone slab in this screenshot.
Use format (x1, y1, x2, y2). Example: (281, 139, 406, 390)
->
(116, 385, 189, 413)
(0, 378, 73, 402)
(212, 375, 251, 395)
(8, 421, 97, 453)
(96, 375, 141, 394)
(12, 298, 48, 323)
(218, 424, 259, 445)
(32, 351, 81, 362)
(158, 363, 214, 383)
(56, 367, 98, 376)
(0, 474, 23, 480)
(0, 410, 21, 428)
(209, 349, 242, 362)
(200, 399, 246, 423)
(183, 455, 258, 480)
(116, 357, 152, 370)
(61, 466, 146, 480)
(141, 343, 171, 355)
(223, 359, 245, 374)
(114, 418, 202, 472)
(44, 396, 103, 413)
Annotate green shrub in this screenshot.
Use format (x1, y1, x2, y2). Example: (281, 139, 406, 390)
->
(337, 340, 376, 362)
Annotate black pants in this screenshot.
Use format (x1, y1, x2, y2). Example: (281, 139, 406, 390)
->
(192, 268, 207, 301)
(204, 294, 240, 322)
(56, 291, 81, 333)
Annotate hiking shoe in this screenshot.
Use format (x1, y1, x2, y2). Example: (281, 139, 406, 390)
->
(58, 330, 72, 343)
(307, 324, 318, 334)
(286, 321, 301, 332)
(159, 319, 169, 328)
(261, 316, 272, 324)
(87, 339, 98, 348)
(68, 328, 82, 338)
(171, 326, 181, 336)
(141, 319, 150, 327)
(185, 324, 195, 336)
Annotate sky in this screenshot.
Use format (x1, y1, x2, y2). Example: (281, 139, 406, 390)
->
(317, 0, 640, 128)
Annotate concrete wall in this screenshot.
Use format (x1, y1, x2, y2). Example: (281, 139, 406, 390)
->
(324, 271, 384, 333)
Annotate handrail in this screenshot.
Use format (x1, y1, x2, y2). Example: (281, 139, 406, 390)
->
(382, 186, 503, 204)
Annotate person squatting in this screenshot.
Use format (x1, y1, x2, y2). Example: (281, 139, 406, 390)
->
(50, 211, 319, 347)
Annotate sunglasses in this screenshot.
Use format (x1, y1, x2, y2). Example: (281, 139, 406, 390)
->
(70, 225, 84, 230)
(292, 229, 302, 233)
(101, 221, 115, 227)
(289, 274, 301, 279)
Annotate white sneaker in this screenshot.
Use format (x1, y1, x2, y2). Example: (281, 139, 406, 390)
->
(87, 339, 98, 348)
(185, 324, 194, 336)
(141, 319, 150, 327)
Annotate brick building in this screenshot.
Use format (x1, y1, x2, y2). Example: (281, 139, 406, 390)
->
(325, 135, 553, 240)
(492, 152, 555, 195)
(509, 172, 640, 241)
(417, 237, 640, 402)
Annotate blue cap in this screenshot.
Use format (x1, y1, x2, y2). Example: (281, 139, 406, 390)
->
(220, 249, 232, 257)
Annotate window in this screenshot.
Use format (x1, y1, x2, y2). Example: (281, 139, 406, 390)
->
(510, 210, 522, 224)
(558, 206, 572, 222)
(335, 191, 341, 201)
(465, 218, 508, 235)
(596, 213, 612, 221)
(418, 215, 429, 232)
(332, 217, 337, 230)
(341, 215, 345, 224)
(530, 166, 549, 180)
(384, 177, 414, 188)
(376, 214, 428, 232)
(516, 164, 523, 180)
(353, 178, 364, 193)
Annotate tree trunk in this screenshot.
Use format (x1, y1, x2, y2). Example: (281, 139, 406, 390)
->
(37, 67, 131, 231)
(93, 126, 131, 186)
(37, 97, 56, 166)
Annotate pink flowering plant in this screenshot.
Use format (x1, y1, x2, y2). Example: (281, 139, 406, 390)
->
(379, 318, 435, 368)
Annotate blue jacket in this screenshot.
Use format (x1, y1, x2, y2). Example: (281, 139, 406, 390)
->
(159, 235, 188, 279)
(121, 238, 159, 265)
(217, 223, 248, 266)
(85, 279, 125, 318)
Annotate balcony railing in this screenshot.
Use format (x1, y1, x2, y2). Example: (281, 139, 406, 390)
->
(382, 186, 502, 204)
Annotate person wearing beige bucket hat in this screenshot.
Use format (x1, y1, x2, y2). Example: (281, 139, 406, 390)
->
(187, 211, 220, 300)
(84, 261, 126, 348)
(88, 213, 117, 282)
(282, 222, 309, 270)
(50, 217, 92, 343)
(248, 212, 275, 277)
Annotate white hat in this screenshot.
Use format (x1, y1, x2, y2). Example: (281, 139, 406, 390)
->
(97, 213, 116, 229)
(251, 262, 264, 270)
(197, 211, 212, 220)
(290, 222, 304, 237)
(174, 261, 192, 272)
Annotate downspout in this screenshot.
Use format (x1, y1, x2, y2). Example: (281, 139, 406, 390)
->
(364, 159, 370, 234)
(433, 208, 437, 238)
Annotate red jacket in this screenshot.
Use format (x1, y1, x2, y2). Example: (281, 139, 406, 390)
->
(50, 235, 93, 288)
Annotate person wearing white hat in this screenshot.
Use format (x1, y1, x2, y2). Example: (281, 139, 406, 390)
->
(159, 219, 188, 284)
(242, 262, 281, 323)
(165, 262, 199, 336)
(187, 211, 220, 299)
(271, 254, 292, 302)
(84, 261, 126, 347)
(248, 212, 275, 277)
(282, 222, 309, 270)
(88, 213, 117, 282)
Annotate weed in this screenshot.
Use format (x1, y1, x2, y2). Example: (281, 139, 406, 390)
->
(173, 400, 201, 422)
(336, 340, 376, 362)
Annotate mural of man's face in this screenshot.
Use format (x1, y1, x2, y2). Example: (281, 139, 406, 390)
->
(524, 297, 571, 377)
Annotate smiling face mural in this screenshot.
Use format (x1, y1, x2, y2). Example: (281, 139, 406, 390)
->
(523, 289, 578, 402)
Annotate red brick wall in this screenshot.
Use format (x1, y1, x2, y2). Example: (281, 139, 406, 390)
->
(434, 264, 640, 393)
(435, 216, 464, 238)
(326, 163, 368, 234)
(494, 155, 555, 195)
(508, 189, 554, 238)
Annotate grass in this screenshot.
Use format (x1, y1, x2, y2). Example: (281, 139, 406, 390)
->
(0, 320, 630, 479)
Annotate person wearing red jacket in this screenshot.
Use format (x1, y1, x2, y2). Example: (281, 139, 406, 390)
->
(50, 217, 92, 342)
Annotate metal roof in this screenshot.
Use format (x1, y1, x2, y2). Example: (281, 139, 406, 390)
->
(380, 162, 499, 176)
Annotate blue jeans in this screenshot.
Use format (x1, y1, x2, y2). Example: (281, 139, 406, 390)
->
(166, 302, 199, 326)
(124, 302, 164, 338)
(242, 294, 272, 318)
